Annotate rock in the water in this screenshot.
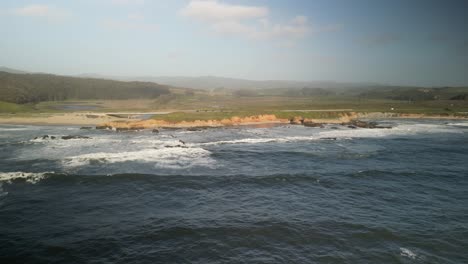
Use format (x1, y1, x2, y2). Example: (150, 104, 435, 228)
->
(50, 136, 56, 139)
(61, 135, 91, 140)
(116, 127, 131, 132)
(152, 129, 159, 133)
(80, 127, 93, 130)
(289, 116, 304, 125)
(116, 127, 145, 132)
(34, 135, 51, 140)
(164, 145, 188, 148)
(350, 120, 392, 129)
(303, 121, 324, 128)
(352, 120, 372, 128)
(186, 126, 212, 131)
(96, 125, 112, 130)
(320, 137, 337, 140)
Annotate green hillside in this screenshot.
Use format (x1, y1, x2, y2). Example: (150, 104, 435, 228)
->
(0, 71, 171, 104)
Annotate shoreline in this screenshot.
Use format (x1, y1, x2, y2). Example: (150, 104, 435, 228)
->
(0, 112, 467, 127)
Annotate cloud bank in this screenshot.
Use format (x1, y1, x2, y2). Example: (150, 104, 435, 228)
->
(180, 0, 339, 41)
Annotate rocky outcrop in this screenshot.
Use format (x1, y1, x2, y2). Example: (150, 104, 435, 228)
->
(289, 116, 304, 125)
(34, 135, 90, 140)
(80, 126, 93, 130)
(34, 135, 56, 140)
(303, 121, 324, 128)
(115, 127, 144, 132)
(99, 114, 285, 130)
(96, 125, 112, 130)
(61, 135, 91, 140)
(187, 126, 215, 131)
(344, 120, 393, 129)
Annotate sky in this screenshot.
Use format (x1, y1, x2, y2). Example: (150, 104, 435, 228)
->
(1, 0, 467, 86)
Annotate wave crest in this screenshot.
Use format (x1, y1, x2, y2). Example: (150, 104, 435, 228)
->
(0, 172, 53, 184)
(62, 147, 215, 169)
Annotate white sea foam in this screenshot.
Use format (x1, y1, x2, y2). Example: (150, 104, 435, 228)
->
(400, 247, 417, 259)
(196, 135, 332, 146)
(447, 122, 468, 127)
(0, 172, 52, 184)
(62, 147, 215, 169)
(0, 128, 30, 131)
(192, 123, 462, 146)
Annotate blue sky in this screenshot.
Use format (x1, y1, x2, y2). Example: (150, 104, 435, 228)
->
(1, 0, 467, 86)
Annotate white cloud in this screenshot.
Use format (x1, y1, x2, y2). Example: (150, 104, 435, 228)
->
(180, 1, 339, 42)
(12, 4, 69, 19)
(180, 0, 268, 21)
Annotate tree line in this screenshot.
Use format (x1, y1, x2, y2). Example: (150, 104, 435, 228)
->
(0, 71, 171, 104)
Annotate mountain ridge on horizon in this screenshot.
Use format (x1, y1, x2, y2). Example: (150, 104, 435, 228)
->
(3, 66, 462, 90)
(1, 66, 385, 90)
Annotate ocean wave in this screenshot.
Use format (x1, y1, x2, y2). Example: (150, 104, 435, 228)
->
(400, 247, 418, 260)
(0, 171, 53, 184)
(62, 147, 215, 169)
(190, 124, 462, 146)
(0, 183, 7, 198)
(29, 136, 182, 146)
(195, 137, 318, 146)
(0, 128, 30, 131)
(447, 122, 468, 127)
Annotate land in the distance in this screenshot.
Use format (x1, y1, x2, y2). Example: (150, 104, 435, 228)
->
(1, 69, 467, 128)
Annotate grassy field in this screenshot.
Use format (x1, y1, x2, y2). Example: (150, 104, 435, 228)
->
(0, 101, 35, 113)
(1, 92, 467, 121)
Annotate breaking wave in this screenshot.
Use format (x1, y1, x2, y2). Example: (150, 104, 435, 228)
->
(0, 171, 53, 184)
(191, 123, 461, 146)
(400, 247, 419, 260)
(447, 122, 468, 127)
(62, 147, 215, 169)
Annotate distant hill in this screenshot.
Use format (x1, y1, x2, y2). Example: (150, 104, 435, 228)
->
(356, 86, 468, 101)
(0, 71, 171, 104)
(67, 72, 468, 101)
(124, 76, 378, 90)
(76, 73, 379, 90)
(0, 66, 28, 74)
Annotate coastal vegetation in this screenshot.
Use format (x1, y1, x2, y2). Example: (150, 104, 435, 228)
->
(1, 70, 467, 122)
(0, 71, 171, 104)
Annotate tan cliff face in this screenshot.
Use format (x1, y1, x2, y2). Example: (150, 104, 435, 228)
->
(98, 112, 360, 129)
(100, 114, 287, 129)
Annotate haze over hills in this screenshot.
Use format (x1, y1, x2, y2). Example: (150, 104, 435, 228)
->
(1, 67, 467, 106)
(0, 67, 28, 75)
(4, 66, 384, 90)
(77, 72, 383, 90)
(0, 70, 171, 104)
(125, 76, 386, 90)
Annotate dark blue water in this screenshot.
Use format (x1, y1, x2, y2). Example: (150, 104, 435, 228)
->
(0, 120, 467, 263)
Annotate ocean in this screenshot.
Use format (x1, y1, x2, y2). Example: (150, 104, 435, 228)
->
(0, 119, 467, 263)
